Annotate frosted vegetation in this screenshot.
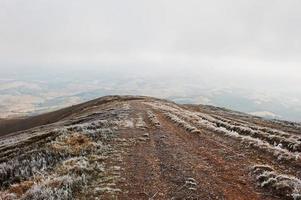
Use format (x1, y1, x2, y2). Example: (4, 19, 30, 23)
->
(251, 165, 301, 199)
(135, 114, 148, 130)
(0, 102, 133, 199)
(146, 110, 161, 128)
(144, 101, 301, 163)
(144, 100, 301, 199)
(0, 98, 300, 199)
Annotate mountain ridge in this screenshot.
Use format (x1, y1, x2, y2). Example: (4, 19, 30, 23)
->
(1, 95, 299, 137)
(0, 95, 300, 199)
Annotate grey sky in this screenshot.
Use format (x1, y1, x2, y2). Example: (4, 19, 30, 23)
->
(0, 0, 301, 120)
(1, 0, 301, 65)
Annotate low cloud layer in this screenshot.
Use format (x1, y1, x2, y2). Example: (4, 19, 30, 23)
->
(0, 0, 300, 120)
(1, 0, 300, 65)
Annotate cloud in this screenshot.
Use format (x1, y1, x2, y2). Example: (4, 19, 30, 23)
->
(0, 0, 300, 66)
(249, 111, 281, 119)
(0, 0, 300, 120)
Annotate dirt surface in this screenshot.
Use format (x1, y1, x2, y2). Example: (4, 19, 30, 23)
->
(0, 96, 300, 200)
(117, 101, 272, 200)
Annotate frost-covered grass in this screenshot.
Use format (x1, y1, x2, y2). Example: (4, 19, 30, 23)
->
(147, 110, 161, 128)
(192, 112, 301, 151)
(205, 115, 301, 153)
(195, 116, 300, 162)
(0, 148, 69, 189)
(21, 174, 86, 200)
(251, 165, 301, 200)
(165, 112, 201, 134)
(0, 160, 88, 200)
(0, 100, 136, 199)
(145, 100, 300, 162)
(192, 115, 301, 162)
(0, 127, 118, 199)
(0, 118, 118, 187)
(135, 114, 148, 130)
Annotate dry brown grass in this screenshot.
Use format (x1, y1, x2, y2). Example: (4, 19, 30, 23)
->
(8, 180, 34, 197)
(50, 132, 96, 155)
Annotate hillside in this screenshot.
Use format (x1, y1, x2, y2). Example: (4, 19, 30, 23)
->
(0, 95, 300, 200)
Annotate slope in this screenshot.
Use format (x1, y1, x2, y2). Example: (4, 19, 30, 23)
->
(0, 96, 300, 200)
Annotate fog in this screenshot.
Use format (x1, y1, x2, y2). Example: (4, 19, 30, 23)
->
(0, 0, 300, 121)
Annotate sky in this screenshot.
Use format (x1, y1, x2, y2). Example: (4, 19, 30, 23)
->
(0, 0, 301, 121)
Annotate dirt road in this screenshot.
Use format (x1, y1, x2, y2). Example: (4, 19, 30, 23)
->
(116, 101, 286, 199)
(0, 96, 300, 199)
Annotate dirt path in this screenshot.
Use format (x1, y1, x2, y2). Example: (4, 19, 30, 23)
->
(117, 101, 276, 200)
(0, 96, 299, 200)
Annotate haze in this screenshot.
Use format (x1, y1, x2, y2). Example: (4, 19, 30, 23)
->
(0, 0, 300, 121)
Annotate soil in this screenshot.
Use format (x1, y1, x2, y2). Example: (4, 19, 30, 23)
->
(116, 101, 278, 200)
(0, 96, 300, 200)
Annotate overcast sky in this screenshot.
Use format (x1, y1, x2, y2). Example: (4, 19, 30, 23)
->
(0, 0, 301, 101)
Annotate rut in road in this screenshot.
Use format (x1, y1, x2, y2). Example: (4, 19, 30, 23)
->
(118, 102, 274, 200)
